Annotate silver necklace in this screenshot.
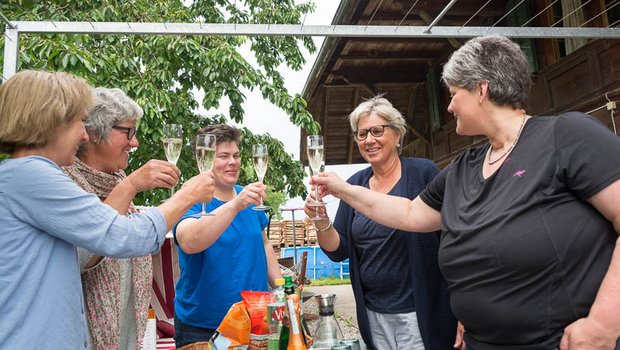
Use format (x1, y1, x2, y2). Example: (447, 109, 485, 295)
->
(487, 114, 528, 165)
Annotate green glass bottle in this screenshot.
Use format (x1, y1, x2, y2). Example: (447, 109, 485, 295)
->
(278, 275, 295, 350)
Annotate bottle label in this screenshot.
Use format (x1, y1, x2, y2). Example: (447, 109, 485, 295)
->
(287, 299, 300, 334)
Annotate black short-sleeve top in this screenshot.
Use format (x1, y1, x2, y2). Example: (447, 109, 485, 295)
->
(420, 112, 620, 348)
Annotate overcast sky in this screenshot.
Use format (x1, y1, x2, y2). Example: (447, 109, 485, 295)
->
(204, 0, 369, 219)
(206, 0, 341, 159)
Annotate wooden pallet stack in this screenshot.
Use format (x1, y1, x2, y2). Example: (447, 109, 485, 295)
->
(304, 218, 318, 245)
(266, 220, 283, 255)
(281, 219, 306, 247)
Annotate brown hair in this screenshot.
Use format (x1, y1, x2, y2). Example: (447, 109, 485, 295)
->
(0, 70, 94, 154)
(191, 124, 242, 149)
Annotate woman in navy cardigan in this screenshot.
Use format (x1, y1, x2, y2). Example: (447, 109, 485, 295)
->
(304, 96, 456, 350)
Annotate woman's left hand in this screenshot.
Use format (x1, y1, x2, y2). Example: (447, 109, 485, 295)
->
(560, 317, 618, 350)
(454, 322, 466, 350)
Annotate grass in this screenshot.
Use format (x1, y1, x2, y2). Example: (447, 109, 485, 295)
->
(308, 276, 351, 286)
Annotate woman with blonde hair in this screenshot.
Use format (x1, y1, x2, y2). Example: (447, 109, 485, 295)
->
(305, 95, 456, 350)
(0, 70, 215, 349)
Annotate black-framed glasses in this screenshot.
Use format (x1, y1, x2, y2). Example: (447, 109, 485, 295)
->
(111, 125, 136, 140)
(352, 124, 392, 141)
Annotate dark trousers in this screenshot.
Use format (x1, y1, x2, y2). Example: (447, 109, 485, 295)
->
(174, 316, 216, 348)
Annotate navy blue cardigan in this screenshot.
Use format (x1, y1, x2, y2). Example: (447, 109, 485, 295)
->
(324, 158, 457, 349)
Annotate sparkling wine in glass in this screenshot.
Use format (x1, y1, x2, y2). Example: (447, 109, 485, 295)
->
(252, 144, 271, 211)
(163, 124, 183, 196)
(194, 133, 217, 217)
(307, 135, 325, 220)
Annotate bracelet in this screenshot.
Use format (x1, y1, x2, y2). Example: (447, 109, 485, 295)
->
(315, 220, 332, 232)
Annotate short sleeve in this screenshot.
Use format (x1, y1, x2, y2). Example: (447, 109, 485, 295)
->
(419, 165, 449, 211)
(555, 112, 620, 199)
(172, 203, 202, 245)
(259, 211, 269, 231)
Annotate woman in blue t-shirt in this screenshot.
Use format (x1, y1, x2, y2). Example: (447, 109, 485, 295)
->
(309, 36, 620, 350)
(172, 124, 282, 348)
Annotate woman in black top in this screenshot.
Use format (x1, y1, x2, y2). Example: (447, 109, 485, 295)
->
(309, 36, 620, 349)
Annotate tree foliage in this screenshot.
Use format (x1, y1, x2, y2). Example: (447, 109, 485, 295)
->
(0, 0, 319, 211)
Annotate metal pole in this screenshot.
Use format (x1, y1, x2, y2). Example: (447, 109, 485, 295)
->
(291, 209, 297, 265)
(0, 12, 15, 29)
(425, 0, 460, 33)
(9, 21, 620, 39)
(3, 28, 19, 81)
(281, 207, 306, 266)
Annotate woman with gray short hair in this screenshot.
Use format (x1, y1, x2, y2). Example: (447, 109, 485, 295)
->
(309, 36, 620, 349)
(63, 87, 184, 350)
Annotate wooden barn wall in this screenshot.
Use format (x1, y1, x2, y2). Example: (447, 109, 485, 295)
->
(305, 83, 427, 165)
(431, 39, 620, 168)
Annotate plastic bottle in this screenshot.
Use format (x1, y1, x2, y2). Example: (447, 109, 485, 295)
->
(273, 277, 286, 303)
(268, 278, 287, 350)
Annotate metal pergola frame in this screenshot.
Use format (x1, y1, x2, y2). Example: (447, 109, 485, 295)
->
(3, 20, 620, 81)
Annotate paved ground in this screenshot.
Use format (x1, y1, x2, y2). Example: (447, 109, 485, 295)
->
(303, 284, 367, 349)
(305, 284, 358, 327)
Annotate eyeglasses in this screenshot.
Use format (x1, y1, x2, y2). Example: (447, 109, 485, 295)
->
(352, 124, 392, 141)
(111, 125, 136, 140)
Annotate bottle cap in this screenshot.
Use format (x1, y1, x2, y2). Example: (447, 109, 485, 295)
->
(275, 278, 285, 286)
(283, 275, 293, 286)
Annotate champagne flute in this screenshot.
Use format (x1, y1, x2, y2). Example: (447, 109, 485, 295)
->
(306, 135, 325, 221)
(163, 124, 183, 197)
(194, 133, 217, 217)
(252, 144, 271, 211)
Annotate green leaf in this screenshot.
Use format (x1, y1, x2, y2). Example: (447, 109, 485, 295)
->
(0, 0, 315, 206)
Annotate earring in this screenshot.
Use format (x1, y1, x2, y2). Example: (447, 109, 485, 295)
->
(396, 143, 401, 148)
(479, 99, 483, 104)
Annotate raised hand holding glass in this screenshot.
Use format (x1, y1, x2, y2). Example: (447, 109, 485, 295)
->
(252, 144, 271, 211)
(194, 133, 217, 217)
(307, 135, 325, 220)
(162, 124, 183, 196)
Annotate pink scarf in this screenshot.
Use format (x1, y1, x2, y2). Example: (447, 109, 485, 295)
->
(63, 157, 152, 350)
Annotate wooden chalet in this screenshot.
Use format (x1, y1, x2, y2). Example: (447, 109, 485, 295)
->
(300, 0, 620, 168)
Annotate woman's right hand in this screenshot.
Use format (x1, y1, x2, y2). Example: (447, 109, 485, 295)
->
(126, 159, 181, 193)
(180, 171, 215, 205)
(310, 171, 348, 199)
(230, 182, 267, 211)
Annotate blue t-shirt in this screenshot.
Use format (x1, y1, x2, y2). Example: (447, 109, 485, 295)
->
(172, 185, 269, 329)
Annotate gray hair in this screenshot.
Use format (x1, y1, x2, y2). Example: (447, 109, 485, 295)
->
(85, 87, 143, 143)
(441, 35, 532, 109)
(349, 95, 407, 148)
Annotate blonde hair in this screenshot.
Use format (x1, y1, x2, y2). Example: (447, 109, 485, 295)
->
(349, 95, 407, 151)
(0, 70, 94, 154)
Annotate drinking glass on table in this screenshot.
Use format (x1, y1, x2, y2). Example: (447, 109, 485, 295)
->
(163, 124, 182, 196)
(194, 133, 217, 217)
(252, 144, 271, 211)
(306, 135, 325, 220)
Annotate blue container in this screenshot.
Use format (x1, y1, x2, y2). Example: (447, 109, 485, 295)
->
(280, 245, 349, 279)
